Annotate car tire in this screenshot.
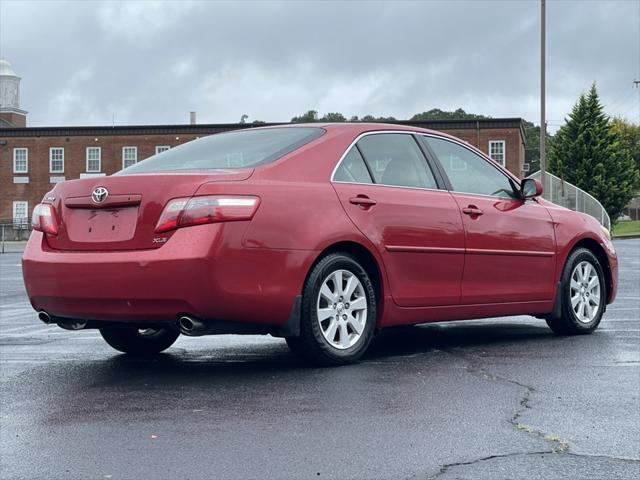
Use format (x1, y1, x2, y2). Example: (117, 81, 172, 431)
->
(546, 248, 606, 335)
(287, 252, 377, 366)
(99, 327, 180, 355)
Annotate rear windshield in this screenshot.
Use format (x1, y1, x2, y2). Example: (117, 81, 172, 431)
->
(118, 127, 325, 174)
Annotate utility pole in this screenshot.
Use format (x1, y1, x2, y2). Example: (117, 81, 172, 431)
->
(634, 80, 640, 123)
(540, 0, 547, 196)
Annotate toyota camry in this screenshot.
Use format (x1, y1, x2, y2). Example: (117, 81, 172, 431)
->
(22, 123, 618, 365)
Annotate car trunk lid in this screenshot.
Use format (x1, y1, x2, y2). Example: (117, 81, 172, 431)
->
(44, 170, 253, 251)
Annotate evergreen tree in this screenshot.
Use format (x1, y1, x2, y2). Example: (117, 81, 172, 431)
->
(548, 84, 640, 223)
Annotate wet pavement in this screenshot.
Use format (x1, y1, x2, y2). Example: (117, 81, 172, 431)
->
(1, 240, 639, 479)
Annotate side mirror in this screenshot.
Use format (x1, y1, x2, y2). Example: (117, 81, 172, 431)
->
(521, 178, 543, 199)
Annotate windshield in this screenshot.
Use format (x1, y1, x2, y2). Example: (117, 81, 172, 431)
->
(118, 127, 325, 174)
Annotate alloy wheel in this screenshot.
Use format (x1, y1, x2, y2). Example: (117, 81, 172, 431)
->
(570, 261, 601, 323)
(316, 269, 368, 349)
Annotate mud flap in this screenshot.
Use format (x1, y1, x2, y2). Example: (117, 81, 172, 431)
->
(273, 295, 301, 338)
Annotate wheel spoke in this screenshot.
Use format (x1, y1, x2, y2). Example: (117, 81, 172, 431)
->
(571, 293, 581, 308)
(580, 300, 588, 320)
(583, 263, 592, 281)
(324, 319, 338, 342)
(588, 276, 598, 289)
(571, 279, 581, 292)
(339, 323, 350, 348)
(320, 283, 337, 303)
(349, 297, 367, 311)
(343, 276, 358, 300)
(588, 294, 600, 306)
(347, 313, 364, 335)
(332, 270, 344, 296)
(318, 308, 335, 322)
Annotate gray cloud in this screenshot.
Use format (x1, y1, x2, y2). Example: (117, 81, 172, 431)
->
(1, 0, 638, 131)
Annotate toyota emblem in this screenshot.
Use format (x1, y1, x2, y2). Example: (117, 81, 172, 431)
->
(91, 187, 109, 204)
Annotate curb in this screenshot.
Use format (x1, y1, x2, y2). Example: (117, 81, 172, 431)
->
(612, 235, 640, 240)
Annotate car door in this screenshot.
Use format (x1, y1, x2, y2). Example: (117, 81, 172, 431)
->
(331, 132, 465, 307)
(421, 135, 557, 305)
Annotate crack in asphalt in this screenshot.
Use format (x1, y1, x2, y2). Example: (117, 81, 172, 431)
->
(422, 451, 640, 480)
(425, 451, 552, 480)
(414, 348, 570, 480)
(449, 349, 570, 451)
(417, 347, 640, 480)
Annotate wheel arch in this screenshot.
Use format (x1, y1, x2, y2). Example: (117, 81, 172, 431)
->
(567, 237, 612, 302)
(307, 241, 385, 309)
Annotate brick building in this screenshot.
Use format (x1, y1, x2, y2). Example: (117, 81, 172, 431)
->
(0, 60, 526, 224)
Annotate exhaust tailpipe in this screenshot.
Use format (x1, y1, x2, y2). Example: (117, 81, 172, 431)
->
(38, 311, 51, 324)
(178, 315, 208, 336)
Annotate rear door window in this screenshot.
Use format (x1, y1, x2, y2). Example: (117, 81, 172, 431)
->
(356, 134, 438, 189)
(333, 147, 373, 184)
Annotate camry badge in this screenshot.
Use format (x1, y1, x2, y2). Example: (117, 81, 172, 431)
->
(91, 187, 109, 204)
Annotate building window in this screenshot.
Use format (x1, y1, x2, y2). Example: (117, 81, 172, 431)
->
(489, 140, 506, 167)
(155, 145, 170, 155)
(49, 147, 65, 173)
(12, 201, 29, 228)
(86, 147, 101, 172)
(13, 148, 28, 173)
(122, 146, 137, 169)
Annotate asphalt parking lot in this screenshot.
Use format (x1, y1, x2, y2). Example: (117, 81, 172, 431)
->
(1, 240, 639, 480)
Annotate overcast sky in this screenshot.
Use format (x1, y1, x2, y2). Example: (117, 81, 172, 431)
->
(1, 0, 638, 131)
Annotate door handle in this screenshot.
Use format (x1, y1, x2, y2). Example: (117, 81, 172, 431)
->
(349, 196, 377, 208)
(462, 205, 483, 216)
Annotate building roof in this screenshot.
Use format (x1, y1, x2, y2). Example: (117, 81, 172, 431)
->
(0, 118, 526, 141)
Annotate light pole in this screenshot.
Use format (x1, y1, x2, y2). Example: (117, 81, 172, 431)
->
(540, 0, 546, 196)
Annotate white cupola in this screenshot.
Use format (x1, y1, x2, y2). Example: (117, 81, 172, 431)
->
(0, 60, 28, 127)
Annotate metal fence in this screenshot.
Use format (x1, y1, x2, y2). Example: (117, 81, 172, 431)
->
(0, 220, 32, 253)
(621, 206, 640, 221)
(527, 171, 611, 230)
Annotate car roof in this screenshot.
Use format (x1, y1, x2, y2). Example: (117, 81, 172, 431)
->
(281, 122, 461, 141)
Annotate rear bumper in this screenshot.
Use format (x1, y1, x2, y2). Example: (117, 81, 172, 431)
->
(22, 224, 314, 327)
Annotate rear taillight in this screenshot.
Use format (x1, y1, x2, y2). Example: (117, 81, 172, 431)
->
(31, 204, 59, 235)
(155, 195, 260, 233)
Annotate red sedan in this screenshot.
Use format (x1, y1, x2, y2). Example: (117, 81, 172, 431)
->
(22, 124, 618, 365)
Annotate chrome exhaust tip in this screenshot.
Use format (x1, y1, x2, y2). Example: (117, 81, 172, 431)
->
(38, 311, 51, 324)
(178, 316, 196, 331)
(178, 315, 206, 335)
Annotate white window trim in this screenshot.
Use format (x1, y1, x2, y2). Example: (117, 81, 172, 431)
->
(86, 147, 102, 173)
(122, 146, 138, 169)
(13, 148, 28, 174)
(49, 147, 65, 173)
(488, 140, 506, 167)
(12, 201, 29, 226)
(155, 145, 170, 155)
